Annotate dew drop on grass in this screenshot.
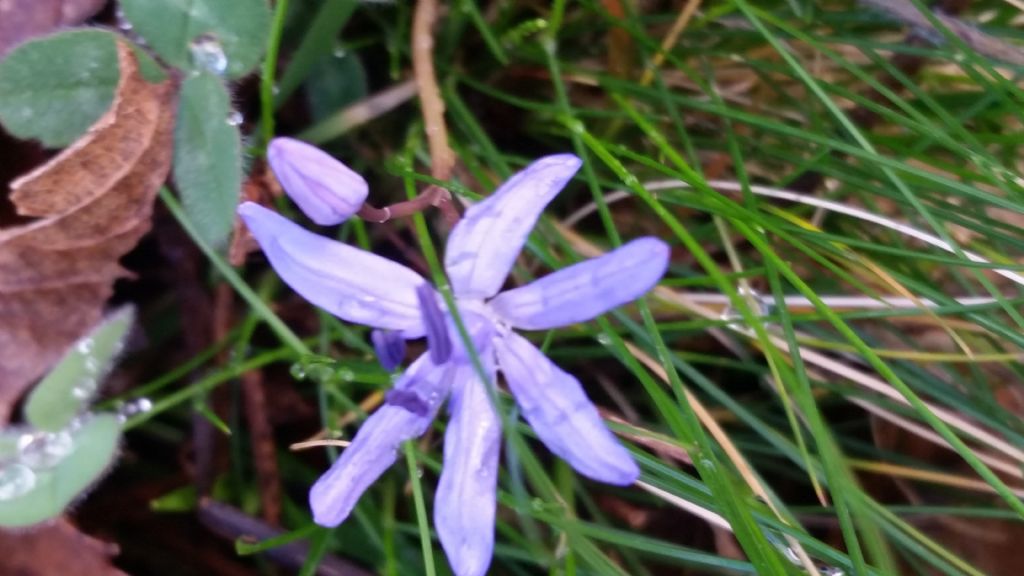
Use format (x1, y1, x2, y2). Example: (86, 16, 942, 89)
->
(227, 111, 243, 126)
(118, 398, 153, 421)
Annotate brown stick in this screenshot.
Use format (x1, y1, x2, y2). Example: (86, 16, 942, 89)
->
(860, 0, 1024, 67)
(242, 370, 283, 526)
(198, 500, 372, 576)
(411, 0, 460, 225)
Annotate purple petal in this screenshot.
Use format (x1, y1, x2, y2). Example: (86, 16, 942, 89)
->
(371, 329, 406, 371)
(435, 361, 501, 576)
(445, 155, 582, 299)
(447, 310, 497, 364)
(495, 332, 639, 485)
(490, 237, 669, 330)
(239, 202, 426, 336)
(416, 283, 451, 364)
(310, 354, 450, 526)
(268, 137, 368, 225)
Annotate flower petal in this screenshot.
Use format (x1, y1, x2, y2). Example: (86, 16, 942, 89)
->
(490, 237, 669, 330)
(239, 202, 426, 336)
(495, 332, 639, 485)
(435, 359, 501, 576)
(417, 283, 452, 364)
(310, 354, 449, 526)
(445, 155, 582, 299)
(268, 137, 368, 225)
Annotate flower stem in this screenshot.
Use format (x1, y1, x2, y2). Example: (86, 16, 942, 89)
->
(260, 0, 290, 149)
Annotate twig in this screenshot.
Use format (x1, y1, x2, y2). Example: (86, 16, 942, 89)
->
(242, 370, 282, 525)
(860, 0, 1024, 67)
(198, 500, 372, 576)
(412, 0, 460, 225)
(639, 0, 704, 85)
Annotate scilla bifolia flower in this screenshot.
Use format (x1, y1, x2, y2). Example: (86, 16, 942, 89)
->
(267, 137, 368, 225)
(238, 153, 670, 576)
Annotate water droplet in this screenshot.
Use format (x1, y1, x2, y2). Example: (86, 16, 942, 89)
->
(84, 357, 100, 374)
(117, 398, 153, 421)
(115, 7, 133, 31)
(226, 111, 243, 126)
(71, 382, 94, 400)
(333, 47, 347, 58)
(290, 364, 307, 381)
(76, 338, 94, 355)
(18, 431, 74, 469)
(339, 300, 368, 318)
(0, 463, 36, 500)
(189, 34, 228, 75)
(336, 368, 355, 382)
(272, 85, 280, 95)
(415, 467, 424, 478)
(595, 333, 612, 346)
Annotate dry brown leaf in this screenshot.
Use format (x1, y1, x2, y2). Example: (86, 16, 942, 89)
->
(0, 519, 127, 576)
(0, 40, 175, 423)
(0, 0, 107, 56)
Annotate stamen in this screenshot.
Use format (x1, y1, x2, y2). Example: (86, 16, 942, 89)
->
(371, 329, 406, 371)
(385, 389, 430, 416)
(416, 283, 451, 364)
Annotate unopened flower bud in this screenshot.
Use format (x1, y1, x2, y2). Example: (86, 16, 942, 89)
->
(267, 137, 369, 225)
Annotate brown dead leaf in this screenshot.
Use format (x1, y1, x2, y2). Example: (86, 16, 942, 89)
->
(0, 40, 175, 423)
(0, 0, 107, 56)
(0, 519, 127, 576)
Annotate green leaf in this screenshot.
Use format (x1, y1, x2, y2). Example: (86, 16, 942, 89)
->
(119, 0, 271, 78)
(25, 307, 135, 432)
(173, 72, 242, 250)
(0, 30, 118, 148)
(0, 414, 121, 528)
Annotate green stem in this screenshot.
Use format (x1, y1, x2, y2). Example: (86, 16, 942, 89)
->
(160, 188, 310, 355)
(260, 0, 290, 148)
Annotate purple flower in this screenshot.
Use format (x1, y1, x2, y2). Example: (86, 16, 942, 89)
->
(238, 154, 670, 576)
(267, 137, 369, 225)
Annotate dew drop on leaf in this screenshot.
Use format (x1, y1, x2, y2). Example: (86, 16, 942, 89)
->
(0, 463, 36, 500)
(189, 35, 228, 76)
(18, 430, 74, 469)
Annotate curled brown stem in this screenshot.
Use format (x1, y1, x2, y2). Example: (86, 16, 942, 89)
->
(410, 0, 460, 225)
